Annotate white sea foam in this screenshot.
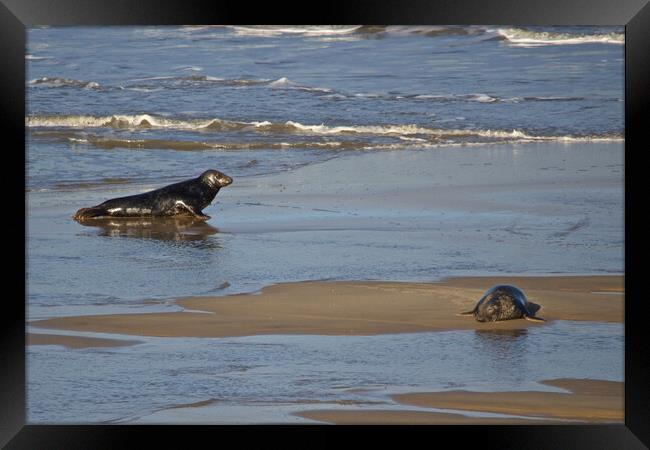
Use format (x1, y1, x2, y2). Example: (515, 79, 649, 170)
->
(268, 77, 294, 87)
(411, 94, 451, 100)
(410, 93, 584, 103)
(26, 54, 52, 60)
(268, 77, 332, 93)
(28, 77, 100, 89)
(25, 114, 624, 144)
(126, 75, 276, 87)
(230, 26, 362, 36)
(26, 114, 204, 129)
(465, 93, 499, 103)
(496, 28, 624, 46)
(120, 86, 163, 92)
(398, 136, 428, 142)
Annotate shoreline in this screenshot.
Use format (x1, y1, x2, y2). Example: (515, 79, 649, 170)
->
(30, 274, 623, 340)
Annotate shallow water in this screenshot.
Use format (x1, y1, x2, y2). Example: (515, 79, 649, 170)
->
(26, 26, 625, 423)
(27, 320, 623, 423)
(27, 142, 623, 320)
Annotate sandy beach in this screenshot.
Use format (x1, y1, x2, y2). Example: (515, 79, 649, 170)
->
(31, 275, 623, 338)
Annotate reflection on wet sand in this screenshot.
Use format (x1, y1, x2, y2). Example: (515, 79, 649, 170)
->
(75, 217, 220, 241)
(471, 328, 531, 374)
(474, 328, 529, 339)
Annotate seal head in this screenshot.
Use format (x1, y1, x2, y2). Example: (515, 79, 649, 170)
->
(459, 284, 545, 323)
(200, 170, 232, 189)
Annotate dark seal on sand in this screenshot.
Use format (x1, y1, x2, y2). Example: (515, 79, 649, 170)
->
(73, 170, 232, 222)
(460, 285, 545, 323)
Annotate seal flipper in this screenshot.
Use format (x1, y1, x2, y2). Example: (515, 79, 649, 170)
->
(458, 308, 477, 317)
(523, 315, 545, 323)
(172, 201, 211, 221)
(521, 302, 544, 322)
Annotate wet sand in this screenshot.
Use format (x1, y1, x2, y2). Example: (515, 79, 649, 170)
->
(294, 378, 623, 424)
(31, 275, 623, 339)
(27, 333, 141, 349)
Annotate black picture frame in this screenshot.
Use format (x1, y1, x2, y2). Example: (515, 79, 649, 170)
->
(2, 0, 648, 448)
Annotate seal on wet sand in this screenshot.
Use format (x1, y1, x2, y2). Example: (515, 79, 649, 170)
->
(459, 285, 545, 323)
(73, 169, 232, 222)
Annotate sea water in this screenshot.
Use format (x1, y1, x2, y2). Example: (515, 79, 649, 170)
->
(27, 26, 623, 192)
(28, 321, 623, 423)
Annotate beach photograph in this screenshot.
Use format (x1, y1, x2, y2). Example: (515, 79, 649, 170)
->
(26, 25, 624, 424)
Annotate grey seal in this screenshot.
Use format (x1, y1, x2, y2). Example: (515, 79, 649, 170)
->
(73, 169, 232, 222)
(460, 285, 545, 323)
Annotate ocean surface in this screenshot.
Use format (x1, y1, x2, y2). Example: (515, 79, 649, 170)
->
(27, 25, 623, 192)
(26, 25, 625, 423)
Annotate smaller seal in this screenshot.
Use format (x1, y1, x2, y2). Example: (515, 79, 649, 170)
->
(459, 285, 545, 323)
(73, 169, 232, 222)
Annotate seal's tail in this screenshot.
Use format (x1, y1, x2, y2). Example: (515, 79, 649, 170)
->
(457, 309, 476, 317)
(73, 206, 107, 221)
(524, 315, 545, 323)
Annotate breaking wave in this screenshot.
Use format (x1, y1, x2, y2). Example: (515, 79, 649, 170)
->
(267, 77, 333, 93)
(27, 114, 624, 146)
(220, 25, 624, 46)
(28, 77, 100, 89)
(125, 74, 270, 86)
(496, 28, 624, 46)
(229, 26, 363, 36)
(226, 25, 486, 38)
